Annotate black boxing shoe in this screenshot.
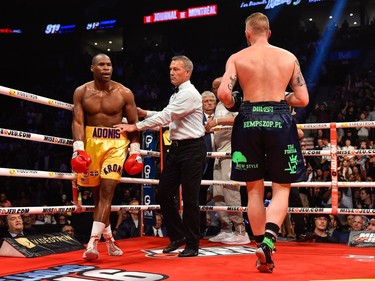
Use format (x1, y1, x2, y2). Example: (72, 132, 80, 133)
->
(255, 243, 275, 273)
(162, 238, 186, 253)
(178, 248, 199, 257)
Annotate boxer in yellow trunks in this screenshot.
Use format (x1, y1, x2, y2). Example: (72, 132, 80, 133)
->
(77, 126, 130, 187)
(71, 53, 142, 261)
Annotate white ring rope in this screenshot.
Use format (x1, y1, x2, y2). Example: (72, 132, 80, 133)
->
(0, 127, 160, 157)
(1, 205, 373, 216)
(297, 121, 375, 129)
(3, 126, 375, 159)
(2, 167, 375, 188)
(0, 85, 73, 111)
(1, 84, 374, 217)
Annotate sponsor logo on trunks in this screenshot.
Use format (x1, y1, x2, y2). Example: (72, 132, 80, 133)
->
(0, 264, 168, 281)
(284, 144, 298, 174)
(103, 164, 122, 175)
(232, 151, 259, 170)
(252, 106, 273, 113)
(92, 127, 121, 138)
(243, 120, 282, 128)
(144, 245, 256, 259)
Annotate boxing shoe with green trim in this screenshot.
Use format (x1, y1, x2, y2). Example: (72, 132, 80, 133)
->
(255, 243, 275, 273)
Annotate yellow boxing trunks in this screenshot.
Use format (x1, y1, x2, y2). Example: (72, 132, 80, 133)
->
(77, 126, 130, 187)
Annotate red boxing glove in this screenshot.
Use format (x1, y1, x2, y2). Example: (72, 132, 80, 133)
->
(71, 141, 92, 173)
(124, 143, 143, 175)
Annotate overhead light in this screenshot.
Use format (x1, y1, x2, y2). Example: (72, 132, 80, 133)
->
(309, 18, 313, 21)
(94, 42, 98, 45)
(350, 13, 353, 16)
(109, 41, 112, 44)
(329, 16, 333, 19)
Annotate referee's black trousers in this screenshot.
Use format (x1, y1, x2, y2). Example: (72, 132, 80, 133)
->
(157, 138, 206, 250)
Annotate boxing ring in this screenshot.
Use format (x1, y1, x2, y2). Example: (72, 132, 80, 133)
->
(0, 85, 375, 280)
(1, 84, 374, 218)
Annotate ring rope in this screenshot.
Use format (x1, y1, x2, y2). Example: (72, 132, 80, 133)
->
(0, 127, 161, 157)
(297, 121, 375, 129)
(0, 85, 73, 111)
(1, 205, 373, 216)
(2, 167, 375, 189)
(3, 126, 375, 159)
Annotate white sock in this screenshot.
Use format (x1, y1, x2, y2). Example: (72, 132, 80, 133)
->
(103, 225, 114, 241)
(87, 221, 105, 247)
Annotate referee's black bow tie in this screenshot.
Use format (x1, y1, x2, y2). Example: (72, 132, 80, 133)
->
(173, 87, 179, 93)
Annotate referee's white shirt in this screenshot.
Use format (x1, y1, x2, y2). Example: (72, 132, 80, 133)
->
(136, 81, 205, 140)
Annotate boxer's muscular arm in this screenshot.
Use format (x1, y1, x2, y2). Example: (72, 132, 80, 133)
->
(218, 55, 238, 109)
(122, 87, 143, 175)
(287, 58, 309, 108)
(71, 86, 91, 173)
(122, 87, 140, 144)
(72, 86, 85, 142)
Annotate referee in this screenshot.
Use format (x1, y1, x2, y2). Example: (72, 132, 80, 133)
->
(115, 55, 206, 257)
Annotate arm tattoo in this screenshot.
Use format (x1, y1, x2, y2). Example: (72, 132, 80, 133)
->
(294, 59, 305, 87)
(227, 75, 237, 91)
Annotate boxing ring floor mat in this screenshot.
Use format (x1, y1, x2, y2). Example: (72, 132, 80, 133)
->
(1, 236, 374, 281)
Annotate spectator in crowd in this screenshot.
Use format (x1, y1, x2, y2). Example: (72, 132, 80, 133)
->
(345, 214, 354, 230)
(322, 186, 353, 226)
(34, 214, 46, 225)
(367, 217, 375, 231)
(144, 212, 168, 237)
(351, 215, 368, 231)
(356, 111, 369, 142)
(56, 214, 71, 225)
(356, 188, 374, 210)
(301, 214, 338, 243)
(1, 214, 36, 238)
(200, 90, 217, 236)
(12, 191, 31, 207)
(203, 185, 221, 238)
(328, 215, 350, 244)
(206, 76, 249, 244)
(115, 199, 141, 239)
(312, 102, 330, 124)
(22, 214, 36, 230)
(62, 224, 75, 238)
(320, 137, 331, 179)
(0, 193, 12, 207)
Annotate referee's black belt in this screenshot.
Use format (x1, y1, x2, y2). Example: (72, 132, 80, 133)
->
(171, 137, 203, 147)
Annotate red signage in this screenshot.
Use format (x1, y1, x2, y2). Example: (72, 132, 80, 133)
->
(144, 4, 218, 24)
